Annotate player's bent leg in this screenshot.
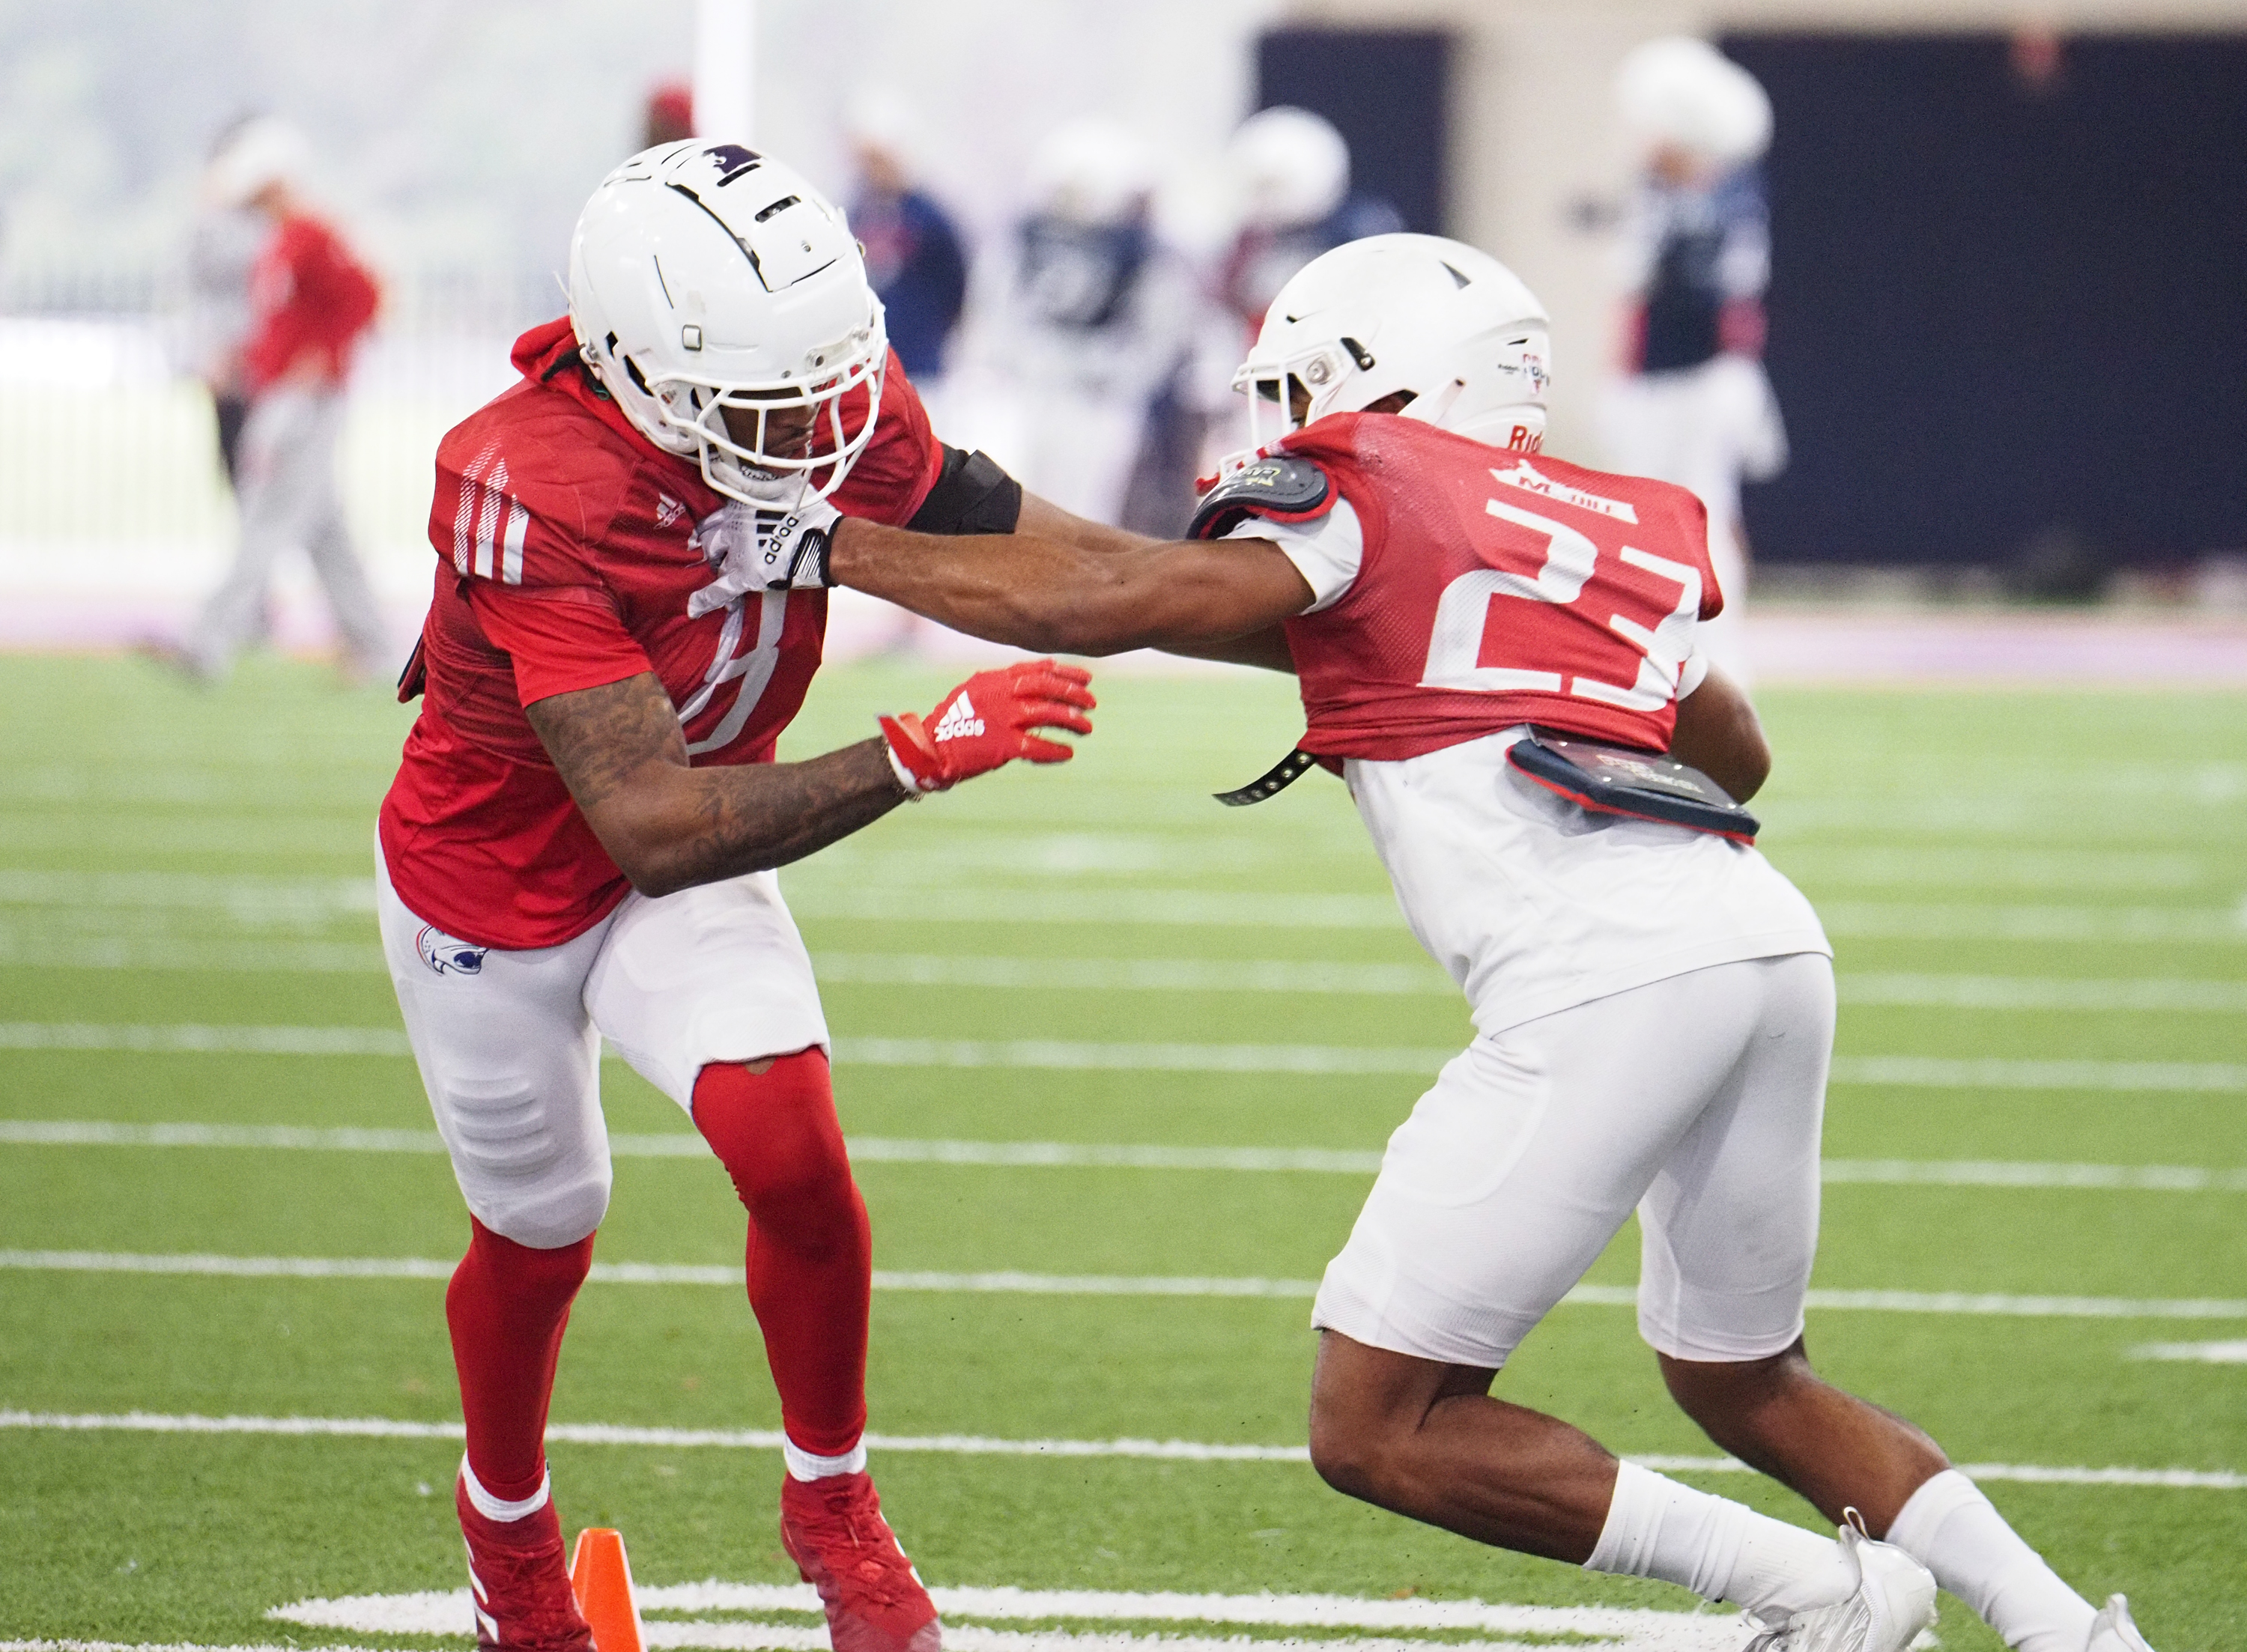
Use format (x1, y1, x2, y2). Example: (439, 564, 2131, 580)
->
(694, 1054, 937, 1652)
(1305, 1328, 1613, 1560)
(377, 852, 615, 1651)
(1641, 954, 2111, 1651)
(692, 1052, 871, 1458)
(1308, 1331, 1922, 1639)
(1658, 1341, 1947, 1533)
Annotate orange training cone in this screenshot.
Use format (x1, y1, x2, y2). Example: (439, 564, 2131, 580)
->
(568, 1527, 646, 1652)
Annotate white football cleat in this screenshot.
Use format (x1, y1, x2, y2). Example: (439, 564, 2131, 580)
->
(2086, 1594, 2155, 1652)
(1743, 1519, 1938, 1652)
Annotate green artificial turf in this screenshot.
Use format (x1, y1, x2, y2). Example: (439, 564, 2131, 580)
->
(0, 652, 2242, 1648)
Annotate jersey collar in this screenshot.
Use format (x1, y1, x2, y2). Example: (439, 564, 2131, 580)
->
(512, 317, 718, 502)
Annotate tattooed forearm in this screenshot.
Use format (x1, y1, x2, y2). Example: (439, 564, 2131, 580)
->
(526, 674, 908, 898)
(527, 673, 688, 814)
(656, 738, 905, 890)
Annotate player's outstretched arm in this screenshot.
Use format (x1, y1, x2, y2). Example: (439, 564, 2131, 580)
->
(1013, 494, 1299, 673)
(826, 517, 1312, 660)
(526, 663, 1094, 899)
(1668, 664, 1771, 803)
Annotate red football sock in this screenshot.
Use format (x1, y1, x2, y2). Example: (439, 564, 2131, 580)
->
(446, 1216, 595, 1504)
(692, 1050, 870, 1457)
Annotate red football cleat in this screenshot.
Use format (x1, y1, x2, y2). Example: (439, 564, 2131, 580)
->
(780, 1472, 941, 1652)
(455, 1478, 595, 1652)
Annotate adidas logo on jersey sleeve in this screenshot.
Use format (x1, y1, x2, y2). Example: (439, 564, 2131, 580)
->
(1491, 461, 1638, 523)
(930, 691, 985, 743)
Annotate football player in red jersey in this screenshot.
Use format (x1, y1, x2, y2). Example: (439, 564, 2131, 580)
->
(377, 142, 1100, 1652)
(737, 235, 2159, 1652)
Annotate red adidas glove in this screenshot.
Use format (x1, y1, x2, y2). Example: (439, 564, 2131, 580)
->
(879, 660, 1096, 795)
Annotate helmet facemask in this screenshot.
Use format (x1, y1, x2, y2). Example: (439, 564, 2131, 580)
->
(1231, 335, 1375, 449)
(618, 321, 887, 505)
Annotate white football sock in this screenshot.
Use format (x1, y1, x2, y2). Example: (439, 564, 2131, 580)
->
(459, 1456, 551, 1522)
(1586, 1461, 1856, 1618)
(783, 1436, 868, 1483)
(1887, 1469, 2096, 1652)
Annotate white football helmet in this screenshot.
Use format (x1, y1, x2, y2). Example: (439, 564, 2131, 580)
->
(1232, 233, 1550, 454)
(1228, 107, 1350, 230)
(567, 141, 887, 502)
(1615, 37, 1772, 169)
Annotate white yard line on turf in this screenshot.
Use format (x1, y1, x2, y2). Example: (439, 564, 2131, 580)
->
(9, 1250, 2247, 1320)
(6, 1021, 2247, 1090)
(2, 1411, 2240, 1492)
(270, 1583, 1750, 1651)
(10, 1120, 2247, 1192)
(2129, 1340, 2247, 1363)
(13, 929, 2247, 1017)
(4, 866, 2244, 941)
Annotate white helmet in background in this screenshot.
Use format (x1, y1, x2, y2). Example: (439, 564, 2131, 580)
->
(1233, 233, 1550, 454)
(1028, 118, 1156, 227)
(207, 115, 308, 208)
(1615, 37, 1772, 169)
(567, 140, 887, 502)
(1228, 106, 1350, 229)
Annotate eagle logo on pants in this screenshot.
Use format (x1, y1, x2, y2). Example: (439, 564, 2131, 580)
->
(416, 924, 488, 977)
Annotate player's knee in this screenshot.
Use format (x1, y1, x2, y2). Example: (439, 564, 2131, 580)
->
(437, 1075, 613, 1248)
(1306, 1367, 1403, 1503)
(470, 1168, 611, 1251)
(693, 1051, 859, 1237)
(1658, 1339, 1813, 1427)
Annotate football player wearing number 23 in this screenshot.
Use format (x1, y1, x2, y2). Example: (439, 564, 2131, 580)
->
(375, 143, 1103, 1652)
(782, 235, 2159, 1652)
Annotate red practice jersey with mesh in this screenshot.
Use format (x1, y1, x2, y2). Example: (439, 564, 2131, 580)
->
(1270, 415, 1722, 762)
(378, 318, 943, 950)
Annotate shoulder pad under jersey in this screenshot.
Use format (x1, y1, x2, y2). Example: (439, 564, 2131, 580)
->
(1189, 455, 1335, 541)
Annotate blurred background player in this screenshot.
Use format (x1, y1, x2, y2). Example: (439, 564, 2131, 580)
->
(968, 118, 1201, 526)
(163, 115, 387, 684)
(844, 92, 970, 395)
(181, 115, 267, 493)
(1216, 106, 1404, 342)
(1599, 37, 1787, 681)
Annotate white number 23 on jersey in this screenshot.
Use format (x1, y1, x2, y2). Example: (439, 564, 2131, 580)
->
(1419, 496, 1699, 712)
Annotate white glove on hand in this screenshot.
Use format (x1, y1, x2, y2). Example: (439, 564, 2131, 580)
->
(686, 481, 843, 619)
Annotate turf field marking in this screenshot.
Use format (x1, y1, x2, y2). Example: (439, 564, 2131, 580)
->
(13, 1120, 2247, 1193)
(1836, 973, 2247, 1012)
(5, 867, 2244, 941)
(7, 1022, 2247, 1090)
(4, 1412, 2243, 1492)
(267, 1582, 1750, 1651)
(10, 1251, 2247, 1320)
(2129, 1340, 2247, 1363)
(19, 929, 2247, 1017)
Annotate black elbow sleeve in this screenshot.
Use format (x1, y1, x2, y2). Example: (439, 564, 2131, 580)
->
(907, 445, 1024, 535)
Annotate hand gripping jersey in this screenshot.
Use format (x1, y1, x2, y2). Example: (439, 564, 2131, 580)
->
(378, 318, 943, 950)
(1209, 414, 1721, 763)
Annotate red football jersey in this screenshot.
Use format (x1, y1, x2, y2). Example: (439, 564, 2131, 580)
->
(378, 318, 944, 950)
(1267, 416, 1721, 762)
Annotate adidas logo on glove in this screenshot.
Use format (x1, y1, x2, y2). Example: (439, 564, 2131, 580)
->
(930, 691, 986, 743)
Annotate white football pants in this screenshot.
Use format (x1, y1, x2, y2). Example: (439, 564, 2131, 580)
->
(376, 845, 830, 1249)
(189, 386, 389, 677)
(1314, 952, 1831, 1370)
